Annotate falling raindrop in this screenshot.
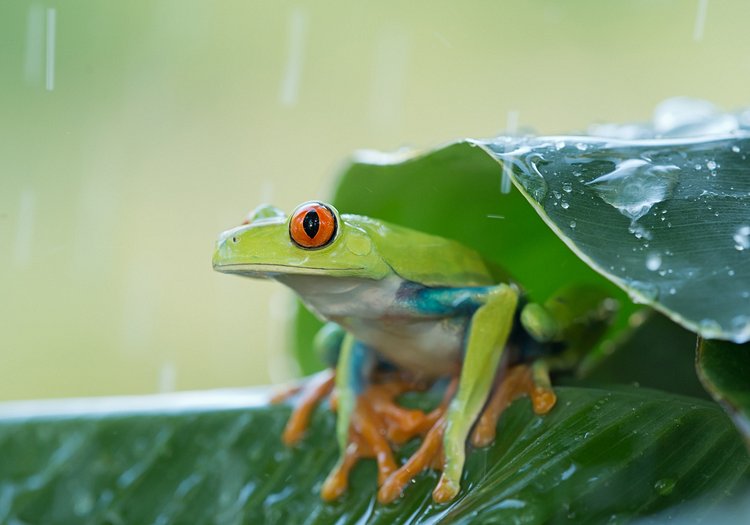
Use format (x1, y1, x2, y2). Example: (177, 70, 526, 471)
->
(279, 7, 309, 107)
(693, 0, 708, 42)
(45, 8, 56, 91)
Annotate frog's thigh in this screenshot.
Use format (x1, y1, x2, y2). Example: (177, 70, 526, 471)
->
(333, 335, 375, 453)
(435, 283, 518, 502)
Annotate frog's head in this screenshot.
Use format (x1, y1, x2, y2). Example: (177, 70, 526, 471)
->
(213, 201, 390, 280)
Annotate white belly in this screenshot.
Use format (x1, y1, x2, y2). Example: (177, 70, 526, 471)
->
(277, 274, 468, 376)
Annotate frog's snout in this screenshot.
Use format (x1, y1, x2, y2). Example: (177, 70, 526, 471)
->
(212, 227, 243, 270)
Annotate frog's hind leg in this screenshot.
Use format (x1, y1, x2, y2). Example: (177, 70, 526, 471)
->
(273, 369, 336, 445)
(470, 361, 556, 447)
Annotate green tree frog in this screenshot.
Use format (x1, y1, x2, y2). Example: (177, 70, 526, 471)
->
(213, 201, 616, 504)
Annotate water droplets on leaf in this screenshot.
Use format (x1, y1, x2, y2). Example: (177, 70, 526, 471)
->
(646, 253, 662, 272)
(654, 478, 676, 496)
(627, 281, 660, 303)
(653, 97, 740, 137)
(586, 159, 680, 226)
(699, 319, 723, 338)
(733, 225, 750, 251)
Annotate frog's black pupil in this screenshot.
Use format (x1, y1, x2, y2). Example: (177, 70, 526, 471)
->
(303, 210, 320, 238)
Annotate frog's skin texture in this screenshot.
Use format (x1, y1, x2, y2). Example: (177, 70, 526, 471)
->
(213, 201, 616, 504)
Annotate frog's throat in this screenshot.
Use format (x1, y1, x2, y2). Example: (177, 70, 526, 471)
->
(213, 262, 366, 279)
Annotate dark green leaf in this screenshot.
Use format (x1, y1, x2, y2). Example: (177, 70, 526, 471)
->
(697, 338, 750, 443)
(580, 310, 708, 400)
(477, 134, 750, 343)
(0, 387, 747, 524)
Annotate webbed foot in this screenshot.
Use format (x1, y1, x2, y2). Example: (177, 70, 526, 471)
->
(321, 373, 444, 502)
(471, 363, 556, 447)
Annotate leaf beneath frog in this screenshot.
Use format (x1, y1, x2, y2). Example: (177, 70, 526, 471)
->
(476, 134, 750, 344)
(0, 387, 747, 524)
(293, 142, 640, 374)
(697, 338, 750, 444)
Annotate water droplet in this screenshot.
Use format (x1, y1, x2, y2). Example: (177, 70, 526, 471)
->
(706, 160, 717, 170)
(669, 287, 676, 295)
(562, 182, 573, 193)
(561, 200, 570, 209)
(570, 220, 577, 229)
(645, 253, 662, 271)
(729, 316, 750, 343)
(587, 159, 680, 230)
(561, 463, 577, 481)
(654, 478, 676, 496)
(694, 164, 702, 170)
(653, 97, 739, 136)
(628, 281, 659, 303)
(575, 142, 588, 151)
(555, 140, 566, 150)
(699, 319, 723, 337)
(728, 269, 736, 276)
(732, 145, 741, 153)
(515, 153, 549, 202)
(733, 225, 750, 250)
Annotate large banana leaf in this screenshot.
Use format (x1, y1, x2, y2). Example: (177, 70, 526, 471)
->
(0, 386, 747, 524)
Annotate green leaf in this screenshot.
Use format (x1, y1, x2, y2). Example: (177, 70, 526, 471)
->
(578, 310, 708, 400)
(0, 387, 747, 524)
(477, 134, 750, 344)
(697, 338, 750, 443)
(293, 143, 640, 373)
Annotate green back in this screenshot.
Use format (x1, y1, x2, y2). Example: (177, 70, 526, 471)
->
(348, 215, 496, 287)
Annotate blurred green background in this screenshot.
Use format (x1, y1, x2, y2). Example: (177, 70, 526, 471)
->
(1, 0, 749, 400)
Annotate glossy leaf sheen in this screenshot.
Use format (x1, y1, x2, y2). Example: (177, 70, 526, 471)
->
(697, 338, 750, 443)
(478, 135, 750, 343)
(0, 387, 748, 524)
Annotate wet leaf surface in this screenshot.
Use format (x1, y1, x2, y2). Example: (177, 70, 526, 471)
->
(0, 387, 747, 524)
(697, 338, 750, 443)
(477, 134, 750, 344)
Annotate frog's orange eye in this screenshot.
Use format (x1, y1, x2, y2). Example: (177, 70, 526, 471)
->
(289, 202, 337, 249)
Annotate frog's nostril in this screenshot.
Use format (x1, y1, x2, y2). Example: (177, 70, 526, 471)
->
(232, 236, 238, 244)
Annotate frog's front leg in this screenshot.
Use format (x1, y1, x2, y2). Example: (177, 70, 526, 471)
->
(434, 283, 519, 502)
(376, 283, 520, 503)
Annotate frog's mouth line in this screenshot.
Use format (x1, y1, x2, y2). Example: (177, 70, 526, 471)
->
(213, 263, 365, 277)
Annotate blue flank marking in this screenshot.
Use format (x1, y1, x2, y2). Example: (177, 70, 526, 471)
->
(347, 341, 374, 394)
(399, 282, 493, 316)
